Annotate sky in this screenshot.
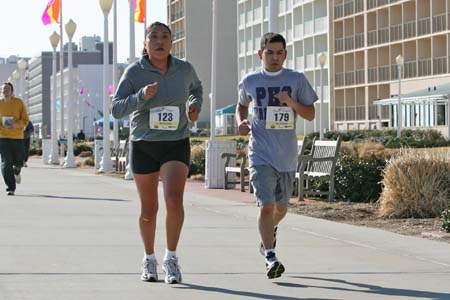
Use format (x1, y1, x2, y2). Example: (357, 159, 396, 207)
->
(0, 0, 167, 63)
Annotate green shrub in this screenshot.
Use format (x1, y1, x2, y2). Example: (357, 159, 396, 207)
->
(74, 142, 93, 156)
(334, 151, 386, 202)
(189, 143, 205, 176)
(441, 206, 450, 233)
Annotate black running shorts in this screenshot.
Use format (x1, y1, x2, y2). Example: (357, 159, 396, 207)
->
(131, 138, 190, 174)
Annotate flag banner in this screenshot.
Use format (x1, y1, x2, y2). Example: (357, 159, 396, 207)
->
(129, 0, 145, 23)
(79, 87, 86, 95)
(108, 84, 114, 95)
(42, 0, 60, 25)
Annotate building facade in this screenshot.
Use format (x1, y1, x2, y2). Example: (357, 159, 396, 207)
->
(333, 0, 450, 136)
(167, 0, 238, 128)
(237, 0, 331, 136)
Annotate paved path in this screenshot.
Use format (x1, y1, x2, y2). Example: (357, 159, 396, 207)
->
(1, 157, 450, 300)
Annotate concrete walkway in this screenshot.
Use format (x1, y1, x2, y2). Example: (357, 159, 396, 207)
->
(0, 157, 449, 300)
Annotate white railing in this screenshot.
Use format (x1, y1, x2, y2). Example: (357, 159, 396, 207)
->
(368, 67, 377, 82)
(404, 60, 417, 78)
(433, 56, 447, 75)
(304, 20, 313, 36)
(355, 0, 364, 13)
(367, 0, 377, 10)
(378, 65, 390, 81)
(335, 73, 345, 87)
(377, 27, 389, 44)
(334, 4, 344, 19)
(418, 58, 431, 77)
(335, 38, 344, 53)
(356, 69, 365, 84)
(355, 33, 364, 48)
(344, 0, 354, 16)
(403, 21, 416, 39)
(345, 71, 355, 85)
(295, 57, 304, 71)
(390, 24, 402, 41)
(432, 13, 446, 33)
(315, 17, 328, 33)
(345, 36, 354, 51)
(305, 54, 315, 69)
(294, 24, 303, 40)
(368, 30, 377, 46)
(418, 17, 431, 36)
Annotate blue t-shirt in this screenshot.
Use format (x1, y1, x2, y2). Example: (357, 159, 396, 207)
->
(238, 68, 318, 172)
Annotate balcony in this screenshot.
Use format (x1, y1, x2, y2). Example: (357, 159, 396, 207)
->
(368, 67, 377, 82)
(335, 38, 344, 53)
(335, 73, 345, 87)
(355, 0, 364, 13)
(304, 20, 313, 36)
(418, 17, 431, 36)
(294, 24, 303, 40)
(369, 104, 390, 120)
(433, 56, 447, 75)
(355, 33, 364, 48)
(344, 0, 354, 17)
(315, 17, 328, 33)
(368, 30, 377, 46)
(403, 21, 416, 39)
(404, 60, 417, 78)
(378, 65, 390, 81)
(432, 13, 446, 33)
(334, 4, 344, 19)
(345, 71, 355, 85)
(295, 57, 304, 71)
(367, 0, 377, 10)
(390, 24, 402, 42)
(418, 58, 432, 77)
(377, 27, 389, 44)
(344, 36, 354, 51)
(355, 69, 365, 84)
(305, 54, 315, 69)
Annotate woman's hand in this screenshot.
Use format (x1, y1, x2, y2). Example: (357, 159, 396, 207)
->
(143, 82, 158, 100)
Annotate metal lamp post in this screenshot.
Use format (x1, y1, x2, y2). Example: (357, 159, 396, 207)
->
(49, 31, 61, 164)
(12, 70, 20, 86)
(64, 19, 77, 168)
(17, 59, 27, 101)
(99, 0, 114, 173)
(396, 54, 404, 139)
(318, 53, 327, 140)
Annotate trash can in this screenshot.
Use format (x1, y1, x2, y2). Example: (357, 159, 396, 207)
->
(42, 139, 51, 165)
(94, 139, 103, 170)
(205, 139, 236, 189)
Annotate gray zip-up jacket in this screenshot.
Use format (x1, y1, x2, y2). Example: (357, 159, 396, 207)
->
(112, 55, 203, 142)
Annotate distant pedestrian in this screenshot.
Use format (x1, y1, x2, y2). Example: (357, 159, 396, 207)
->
(23, 121, 34, 167)
(236, 33, 317, 279)
(112, 22, 202, 284)
(0, 82, 30, 195)
(76, 129, 85, 141)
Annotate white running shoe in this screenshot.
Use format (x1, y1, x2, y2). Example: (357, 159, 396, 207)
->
(141, 258, 158, 282)
(265, 252, 285, 279)
(162, 257, 182, 284)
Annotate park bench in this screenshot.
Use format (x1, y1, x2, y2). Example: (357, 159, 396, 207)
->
(296, 136, 341, 201)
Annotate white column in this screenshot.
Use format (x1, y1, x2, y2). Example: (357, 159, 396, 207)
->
(112, 0, 119, 149)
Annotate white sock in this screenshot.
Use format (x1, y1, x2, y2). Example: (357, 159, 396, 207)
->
(144, 253, 156, 261)
(164, 249, 177, 261)
(264, 249, 275, 257)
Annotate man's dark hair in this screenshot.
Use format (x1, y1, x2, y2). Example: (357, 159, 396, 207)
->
(142, 22, 172, 56)
(2, 82, 14, 92)
(260, 32, 286, 51)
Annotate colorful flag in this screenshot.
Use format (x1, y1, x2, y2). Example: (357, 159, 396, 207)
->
(41, 0, 60, 25)
(131, 0, 145, 23)
(79, 87, 86, 95)
(108, 84, 114, 95)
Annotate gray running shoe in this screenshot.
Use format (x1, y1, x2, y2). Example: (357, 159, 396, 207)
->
(141, 258, 158, 282)
(265, 251, 285, 279)
(162, 257, 182, 284)
(259, 225, 278, 256)
(7, 190, 14, 196)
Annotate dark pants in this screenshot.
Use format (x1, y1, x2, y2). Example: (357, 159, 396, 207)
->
(23, 137, 31, 162)
(0, 138, 24, 192)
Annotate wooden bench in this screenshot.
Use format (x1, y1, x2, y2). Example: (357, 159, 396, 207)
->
(222, 152, 250, 192)
(296, 136, 341, 201)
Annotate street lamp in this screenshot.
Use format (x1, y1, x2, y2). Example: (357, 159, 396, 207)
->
(12, 70, 20, 87)
(396, 54, 404, 139)
(99, 0, 114, 173)
(318, 53, 327, 140)
(17, 58, 27, 100)
(64, 19, 77, 168)
(49, 31, 60, 164)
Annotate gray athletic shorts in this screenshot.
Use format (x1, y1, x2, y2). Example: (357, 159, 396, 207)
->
(249, 165, 295, 206)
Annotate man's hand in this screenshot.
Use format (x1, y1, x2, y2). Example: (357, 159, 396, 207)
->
(274, 91, 294, 107)
(143, 82, 158, 100)
(188, 105, 200, 121)
(238, 119, 251, 136)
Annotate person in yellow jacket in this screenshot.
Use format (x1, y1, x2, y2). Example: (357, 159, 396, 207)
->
(0, 82, 29, 195)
